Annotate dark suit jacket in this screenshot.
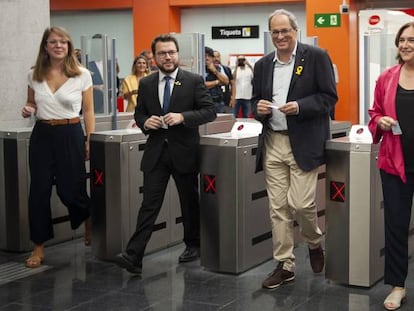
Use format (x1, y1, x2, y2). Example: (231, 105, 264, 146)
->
(252, 42, 338, 172)
(135, 69, 216, 174)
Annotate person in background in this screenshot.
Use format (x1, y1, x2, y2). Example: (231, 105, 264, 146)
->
(204, 46, 229, 113)
(21, 26, 95, 268)
(140, 49, 158, 72)
(75, 49, 82, 63)
(114, 34, 216, 274)
(253, 9, 337, 289)
(213, 50, 234, 113)
(122, 55, 149, 112)
(232, 55, 254, 118)
(368, 21, 414, 311)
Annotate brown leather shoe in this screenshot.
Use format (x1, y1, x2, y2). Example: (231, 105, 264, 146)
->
(262, 262, 295, 289)
(309, 245, 324, 273)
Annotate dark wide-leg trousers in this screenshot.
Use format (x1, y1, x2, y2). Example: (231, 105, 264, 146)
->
(28, 122, 90, 244)
(380, 169, 414, 287)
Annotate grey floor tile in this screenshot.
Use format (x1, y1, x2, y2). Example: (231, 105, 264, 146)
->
(1, 239, 414, 311)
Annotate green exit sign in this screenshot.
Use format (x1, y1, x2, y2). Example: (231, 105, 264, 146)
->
(314, 14, 341, 27)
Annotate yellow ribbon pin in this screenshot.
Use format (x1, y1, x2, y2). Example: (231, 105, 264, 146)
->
(295, 66, 303, 75)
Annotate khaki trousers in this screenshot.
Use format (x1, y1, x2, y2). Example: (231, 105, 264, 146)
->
(263, 131, 323, 272)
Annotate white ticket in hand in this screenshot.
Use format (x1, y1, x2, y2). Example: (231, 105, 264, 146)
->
(161, 116, 168, 129)
(392, 121, 402, 135)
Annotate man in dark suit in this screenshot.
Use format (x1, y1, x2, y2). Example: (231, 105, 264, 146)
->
(252, 9, 337, 289)
(115, 34, 216, 274)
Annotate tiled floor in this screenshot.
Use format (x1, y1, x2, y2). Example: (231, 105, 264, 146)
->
(0, 239, 413, 310)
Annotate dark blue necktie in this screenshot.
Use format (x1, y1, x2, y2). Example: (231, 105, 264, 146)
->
(163, 76, 171, 114)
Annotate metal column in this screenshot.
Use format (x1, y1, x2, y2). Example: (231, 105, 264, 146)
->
(199, 122, 271, 274)
(325, 137, 383, 287)
(89, 129, 182, 261)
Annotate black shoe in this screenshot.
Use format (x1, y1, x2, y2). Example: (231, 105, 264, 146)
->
(178, 247, 200, 263)
(262, 262, 295, 289)
(114, 252, 142, 274)
(309, 245, 325, 273)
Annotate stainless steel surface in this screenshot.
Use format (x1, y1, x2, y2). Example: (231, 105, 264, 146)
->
(199, 127, 271, 274)
(330, 120, 352, 138)
(199, 113, 235, 135)
(325, 137, 383, 287)
(89, 116, 242, 261)
(89, 128, 183, 261)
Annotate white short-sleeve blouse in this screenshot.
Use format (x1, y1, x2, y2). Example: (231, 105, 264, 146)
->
(28, 67, 92, 120)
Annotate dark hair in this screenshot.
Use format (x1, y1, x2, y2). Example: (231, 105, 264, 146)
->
(394, 22, 414, 64)
(205, 46, 214, 57)
(32, 26, 81, 82)
(268, 9, 299, 31)
(151, 34, 179, 55)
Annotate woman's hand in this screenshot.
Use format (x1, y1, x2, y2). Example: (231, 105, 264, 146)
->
(22, 105, 35, 118)
(378, 116, 396, 131)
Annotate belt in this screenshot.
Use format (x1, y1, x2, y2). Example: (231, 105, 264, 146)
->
(39, 117, 80, 126)
(272, 130, 289, 136)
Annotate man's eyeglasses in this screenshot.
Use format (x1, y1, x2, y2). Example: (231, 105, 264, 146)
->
(47, 39, 69, 45)
(156, 50, 178, 58)
(270, 28, 293, 37)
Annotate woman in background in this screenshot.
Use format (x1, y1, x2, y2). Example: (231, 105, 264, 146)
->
(368, 21, 414, 311)
(21, 26, 95, 268)
(122, 55, 149, 112)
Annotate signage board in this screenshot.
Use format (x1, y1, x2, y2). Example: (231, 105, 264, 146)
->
(314, 14, 341, 28)
(212, 26, 259, 39)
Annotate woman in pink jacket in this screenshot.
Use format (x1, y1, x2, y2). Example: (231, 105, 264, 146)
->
(368, 21, 414, 311)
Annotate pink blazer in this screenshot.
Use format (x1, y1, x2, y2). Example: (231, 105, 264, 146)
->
(368, 64, 406, 182)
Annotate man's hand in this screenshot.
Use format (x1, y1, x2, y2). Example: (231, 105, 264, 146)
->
(279, 101, 299, 115)
(163, 112, 184, 126)
(144, 115, 163, 130)
(256, 100, 273, 115)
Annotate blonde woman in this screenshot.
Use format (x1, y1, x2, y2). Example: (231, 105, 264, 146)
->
(21, 26, 95, 268)
(122, 55, 149, 112)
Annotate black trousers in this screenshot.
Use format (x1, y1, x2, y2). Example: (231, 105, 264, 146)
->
(381, 170, 414, 287)
(126, 144, 200, 266)
(28, 122, 90, 244)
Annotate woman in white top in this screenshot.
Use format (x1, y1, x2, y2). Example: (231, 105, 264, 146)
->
(21, 26, 95, 268)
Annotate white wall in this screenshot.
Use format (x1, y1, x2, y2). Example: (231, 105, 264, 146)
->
(181, 4, 306, 65)
(0, 0, 49, 128)
(51, 11, 133, 79)
(50, 5, 306, 77)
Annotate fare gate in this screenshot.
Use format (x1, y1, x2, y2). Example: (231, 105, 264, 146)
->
(199, 121, 270, 273)
(325, 137, 383, 287)
(89, 129, 182, 261)
(0, 128, 82, 252)
(199, 120, 351, 274)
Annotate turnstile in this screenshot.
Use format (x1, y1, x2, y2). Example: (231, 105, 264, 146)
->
(325, 137, 383, 287)
(89, 114, 236, 261)
(89, 129, 182, 261)
(330, 120, 352, 139)
(0, 128, 82, 252)
(199, 120, 352, 274)
(199, 122, 271, 274)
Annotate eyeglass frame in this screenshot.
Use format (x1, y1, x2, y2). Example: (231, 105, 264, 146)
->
(46, 39, 69, 45)
(270, 28, 294, 37)
(156, 50, 178, 58)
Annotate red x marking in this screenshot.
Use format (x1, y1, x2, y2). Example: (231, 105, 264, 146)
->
(204, 174, 216, 193)
(330, 181, 345, 202)
(93, 168, 104, 186)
